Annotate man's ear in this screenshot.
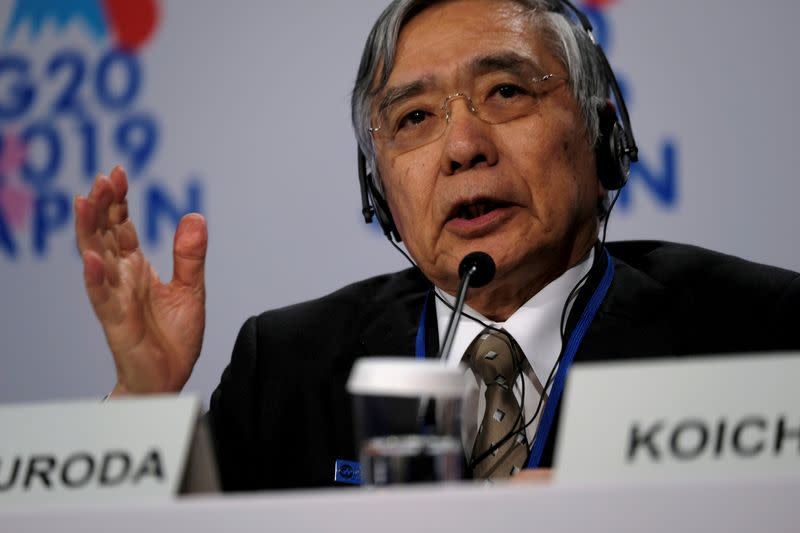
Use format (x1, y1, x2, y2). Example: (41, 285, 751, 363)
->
(595, 99, 628, 192)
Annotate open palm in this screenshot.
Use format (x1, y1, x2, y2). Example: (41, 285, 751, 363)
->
(75, 166, 207, 395)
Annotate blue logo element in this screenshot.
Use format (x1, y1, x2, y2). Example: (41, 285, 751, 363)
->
(5, 0, 107, 43)
(584, 3, 680, 211)
(334, 459, 362, 485)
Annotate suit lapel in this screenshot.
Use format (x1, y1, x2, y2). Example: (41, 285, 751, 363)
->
(359, 269, 431, 358)
(578, 254, 679, 362)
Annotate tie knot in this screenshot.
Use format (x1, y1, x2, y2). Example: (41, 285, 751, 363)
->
(466, 328, 522, 386)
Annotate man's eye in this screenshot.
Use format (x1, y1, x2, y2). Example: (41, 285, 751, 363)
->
(397, 109, 429, 130)
(493, 84, 528, 99)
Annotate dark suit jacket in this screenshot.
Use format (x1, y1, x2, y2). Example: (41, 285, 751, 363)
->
(207, 241, 800, 492)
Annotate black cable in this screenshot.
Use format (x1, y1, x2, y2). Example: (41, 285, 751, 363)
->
(387, 239, 528, 468)
(387, 233, 606, 471)
(523, 262, 591, 435)
(601, 189, 621, 245)
(470, 252, 593, 470)
(520, 191, 620, 449)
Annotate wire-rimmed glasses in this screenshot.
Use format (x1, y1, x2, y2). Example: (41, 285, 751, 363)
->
(369, 72, 567, 154)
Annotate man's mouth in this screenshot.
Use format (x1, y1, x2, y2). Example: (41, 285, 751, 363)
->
(450, 200, 511, 221)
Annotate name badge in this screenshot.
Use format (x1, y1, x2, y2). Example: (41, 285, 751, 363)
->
(0, 395, 218, 507)
(555, 353, 800, 483)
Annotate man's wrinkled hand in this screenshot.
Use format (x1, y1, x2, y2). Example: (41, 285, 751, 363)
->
(75, 165, 208, 395)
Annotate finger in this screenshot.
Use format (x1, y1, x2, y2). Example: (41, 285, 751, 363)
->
(83, 250, 128, 326)
(77, 194, 122, 274)
(109, 166, 141, 252)
(89, 175, 114, 231)
(172, 213, 208, 290)
(102, 242, 122, 287)
(96, 179, 114, 232)
(87, 173, 108, 205)
(75, 195, 99, 253)
(108, 166, 130, 226)
(108, 165, 129, 202)
(82, 249, 111, 309)
(96, 165, 139, 253)
(116, 219, 141, 253)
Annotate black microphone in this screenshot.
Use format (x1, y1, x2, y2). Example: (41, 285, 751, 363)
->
(417, 252, 496, 430)
(437, 252, 496, 361)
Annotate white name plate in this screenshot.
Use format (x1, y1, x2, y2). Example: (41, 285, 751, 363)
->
(0, 395, 218, 507)
(555, 353, 800, 483)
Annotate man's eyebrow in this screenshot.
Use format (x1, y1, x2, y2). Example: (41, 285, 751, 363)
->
(376, 79, 432, 114)
(375, 54, 547, 114)
(469, 53, 547, 78)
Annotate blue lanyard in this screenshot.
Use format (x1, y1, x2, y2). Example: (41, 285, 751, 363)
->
(415, 290, 430, 360)
(414, 249, 615, 469)
(526, 249, 614, 468)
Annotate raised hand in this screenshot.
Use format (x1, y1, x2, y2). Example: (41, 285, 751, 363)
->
(75, 166, 207, 395)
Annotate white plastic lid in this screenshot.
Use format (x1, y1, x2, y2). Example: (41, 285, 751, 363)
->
(346, 357, 468, 398)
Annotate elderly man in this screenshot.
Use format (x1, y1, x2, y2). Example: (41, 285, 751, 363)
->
(74, 0, 800, 490)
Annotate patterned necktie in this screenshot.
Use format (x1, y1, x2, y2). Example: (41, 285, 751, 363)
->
(466, 328, 529, 480)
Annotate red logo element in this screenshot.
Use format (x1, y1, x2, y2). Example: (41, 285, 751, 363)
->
(0, 132, 34, 231)
(583, 0, 617, 8)
(102, 0, 160, 51)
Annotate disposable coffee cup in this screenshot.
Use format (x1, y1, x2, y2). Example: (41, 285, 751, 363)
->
(346, 357, 469, 486)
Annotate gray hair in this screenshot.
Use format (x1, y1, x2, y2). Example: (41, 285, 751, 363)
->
(351, 0, 609, 193)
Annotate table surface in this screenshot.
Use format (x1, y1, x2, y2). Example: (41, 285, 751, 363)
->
(2, 476, 799, 533)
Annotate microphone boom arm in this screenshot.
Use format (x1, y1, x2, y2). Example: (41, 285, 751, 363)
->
(437, 265, 476, 361)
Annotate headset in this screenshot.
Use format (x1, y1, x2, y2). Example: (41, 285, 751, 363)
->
(357, 0, 639, 242)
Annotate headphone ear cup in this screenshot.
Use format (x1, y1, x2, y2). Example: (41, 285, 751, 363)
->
(595, 105, 630, 191)
(358, 149, 402, 242)
(367, 176, 403, 242)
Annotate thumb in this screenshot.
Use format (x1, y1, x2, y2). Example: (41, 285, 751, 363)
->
(172, 213, 208, 289)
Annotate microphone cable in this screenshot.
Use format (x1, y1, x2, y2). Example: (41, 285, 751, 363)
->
(385, 191, 619, 472)
(387, 239, 534, 470)
(518, 189, 621, 456)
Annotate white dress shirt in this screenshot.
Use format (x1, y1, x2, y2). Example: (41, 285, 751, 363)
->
(434, 249, 594, 460)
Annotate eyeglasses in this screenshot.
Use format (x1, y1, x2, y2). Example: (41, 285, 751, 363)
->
(369, 73, 567, 154)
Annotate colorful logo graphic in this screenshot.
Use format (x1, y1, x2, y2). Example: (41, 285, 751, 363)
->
(5, 0, 159, 51)
(0, 131, 31, 233)
(0, 0, 203, 260)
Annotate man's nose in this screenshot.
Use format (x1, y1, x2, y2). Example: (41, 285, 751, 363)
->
(440, 98, 499, 176)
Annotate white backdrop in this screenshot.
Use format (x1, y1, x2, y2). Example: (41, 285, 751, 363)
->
(0, 0, 798, 405)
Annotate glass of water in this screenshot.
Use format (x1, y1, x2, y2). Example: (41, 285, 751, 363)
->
(347, 358, 469, 485)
